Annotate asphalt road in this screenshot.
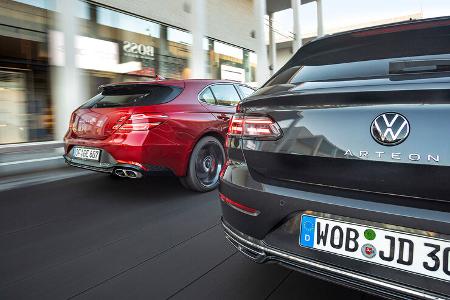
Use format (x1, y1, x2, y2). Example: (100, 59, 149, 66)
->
(0, 170, 383, 300)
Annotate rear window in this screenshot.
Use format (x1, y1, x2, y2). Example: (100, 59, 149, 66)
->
(290, 59, 387, 84)
(265, 18, 450, 87)
(81, 85, 182, 108)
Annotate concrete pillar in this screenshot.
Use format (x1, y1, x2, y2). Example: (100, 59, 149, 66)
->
(268, 13, 276, 75)
(53, 0, 83, 140)
(254, 0, 269, 85)
(291, 0, 302, 53)
(158, 25, 169, 77)
(243, 50, 251, 82)
(190, 0, 206, 78)
(317, 0, 324, 37)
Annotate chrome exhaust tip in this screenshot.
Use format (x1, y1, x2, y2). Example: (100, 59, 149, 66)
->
(114, 168, 143, 179)
(125, 170, 142, 179)
(114, 168, 127, 177)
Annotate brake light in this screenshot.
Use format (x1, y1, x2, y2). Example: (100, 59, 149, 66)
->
(228, 115, 244, 136)
(69, 112, 76, 130)
(228, 114, 281, 139)
(219, 193, 260, 216)
(114, 113, 168, 133)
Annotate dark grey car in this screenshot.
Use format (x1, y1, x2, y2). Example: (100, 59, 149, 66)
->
(219, 17, 450, 299)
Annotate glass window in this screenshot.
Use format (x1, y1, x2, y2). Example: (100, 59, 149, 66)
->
(266, 66, 301, 86)
(199, 87, 216, 105)
(238, 85, 255, 98)
(290, 60, 387, 85)
(97, 7, 160, 38)
(81, 85, 182, 108)
(210, 84, 240, 106)
(214, 41, 243, 60)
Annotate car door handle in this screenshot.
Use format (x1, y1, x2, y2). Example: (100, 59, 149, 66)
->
(217, 115, 230, 121)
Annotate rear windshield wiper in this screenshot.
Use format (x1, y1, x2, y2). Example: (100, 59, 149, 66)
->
(389, 59, 450, 75)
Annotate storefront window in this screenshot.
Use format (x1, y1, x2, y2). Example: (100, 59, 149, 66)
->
(0, 0, 53, 143)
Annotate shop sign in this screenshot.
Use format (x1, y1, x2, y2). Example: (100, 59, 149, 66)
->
(122, 41, 155, 60)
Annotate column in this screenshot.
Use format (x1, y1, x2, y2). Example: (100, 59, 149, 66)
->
(158, 25, 169, 77)
(268, 13, 276, 75)
(317, 0, 324, 37)
(190, 0, 206, 78)
(243, 50, 251, 82)
(254, 0, 269, 85)
(52, 0, 83, 140)
(291, 0, 302, 53)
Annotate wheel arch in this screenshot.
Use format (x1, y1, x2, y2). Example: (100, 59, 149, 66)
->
(179, 130, 226, 177)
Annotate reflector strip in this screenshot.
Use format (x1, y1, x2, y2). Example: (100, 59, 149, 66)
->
(219, 193, 260, 216)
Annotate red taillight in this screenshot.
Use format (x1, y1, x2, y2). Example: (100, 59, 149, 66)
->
(228, 115, 244, 136)
(114, 113, 168, 133)
(69, 112, 76, 130)
(228, 114, 281, 140)
(219, 193, 260, 216)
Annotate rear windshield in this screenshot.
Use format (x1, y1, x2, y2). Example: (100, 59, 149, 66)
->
(265, 18, 450, 87)
(81, 85, 182, 108)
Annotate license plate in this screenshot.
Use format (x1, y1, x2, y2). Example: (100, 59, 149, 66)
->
(73, 147, 101, 161)
(299, 214, 450, 281)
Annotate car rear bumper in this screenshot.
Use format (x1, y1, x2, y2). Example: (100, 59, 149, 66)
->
(63, 147, 171, 176)
(222, 219, 447, 300)
(219, 161, 450, 299)
(64, 131, 176, 175)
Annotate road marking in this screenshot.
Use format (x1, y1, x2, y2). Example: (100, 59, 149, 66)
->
(0, 169, 93, 192)
(0, 156, 62, 166)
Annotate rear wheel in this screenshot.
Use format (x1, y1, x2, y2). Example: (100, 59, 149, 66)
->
(180, 136, 225, 192)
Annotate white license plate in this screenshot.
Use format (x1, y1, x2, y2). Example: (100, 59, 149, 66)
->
(73, 147, 101, 161)
(299, 215, 450, 281)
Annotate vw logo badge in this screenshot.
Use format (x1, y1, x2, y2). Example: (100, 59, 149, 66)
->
(371, 113, 410, 146)
(361, 243, 377, 258)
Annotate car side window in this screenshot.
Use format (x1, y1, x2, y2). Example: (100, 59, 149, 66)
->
(210, 84, 240, 106)
(199, 87, 216, 105)
(238, 85, 255, 98)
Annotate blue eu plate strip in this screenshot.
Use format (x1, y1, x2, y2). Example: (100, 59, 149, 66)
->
(300, 215, 316, 248)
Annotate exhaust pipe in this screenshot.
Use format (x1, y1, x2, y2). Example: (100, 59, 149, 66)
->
(125, 169, 142, 179)
(114, 168, 142, 179)
(114, 169, 127, 177)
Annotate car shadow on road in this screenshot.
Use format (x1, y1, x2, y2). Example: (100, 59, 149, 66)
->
(75, 172, 217, 205)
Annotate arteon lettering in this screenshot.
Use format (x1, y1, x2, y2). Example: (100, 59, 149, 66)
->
(344, 150, 440, 163)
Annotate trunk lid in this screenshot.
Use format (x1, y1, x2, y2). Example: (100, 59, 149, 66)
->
(72, 107, 132, 140)
(241, 81, 450, 202)
(70, 82, 183, 139)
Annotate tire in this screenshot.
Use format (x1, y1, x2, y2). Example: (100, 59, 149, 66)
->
(179, 136, 225, 192)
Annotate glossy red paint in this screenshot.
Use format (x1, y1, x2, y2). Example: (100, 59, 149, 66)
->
(64, 79, 238, 176)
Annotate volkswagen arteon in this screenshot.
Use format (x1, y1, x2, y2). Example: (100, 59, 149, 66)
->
(220, 17, 450, 299)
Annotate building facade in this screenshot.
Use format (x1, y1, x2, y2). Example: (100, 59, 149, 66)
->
(0, 0, 258, 144)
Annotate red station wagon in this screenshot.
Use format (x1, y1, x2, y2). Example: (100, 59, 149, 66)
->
(64, 79, 254, 192)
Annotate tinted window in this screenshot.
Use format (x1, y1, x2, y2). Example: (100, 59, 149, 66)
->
(81, 85, 182, 108)
(210, 84, 240, 106)
(238, 85, 255, 98)
(290, 59, 387, 84)
(199, 87, 216, 105)
(266, 67, 301, 86)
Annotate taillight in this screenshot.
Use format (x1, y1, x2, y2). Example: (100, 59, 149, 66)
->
(219, 193, 260, 216)
(228, 114, 281, 140)
(69, 112, 77, 130)
(114, 113, 168, 133)
(228, 115, 244, 136)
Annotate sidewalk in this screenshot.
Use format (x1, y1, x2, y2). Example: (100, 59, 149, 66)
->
(0, 141, 92, 192)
